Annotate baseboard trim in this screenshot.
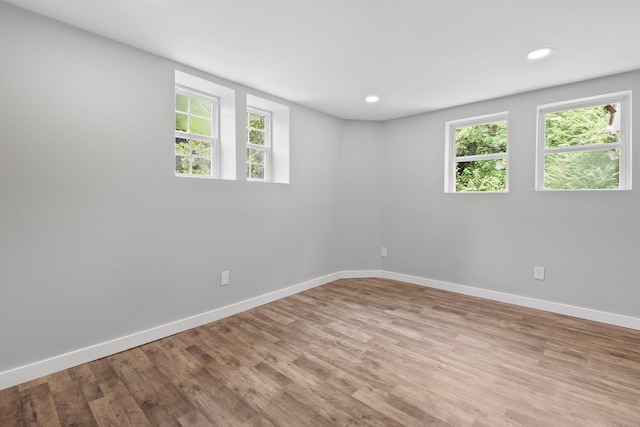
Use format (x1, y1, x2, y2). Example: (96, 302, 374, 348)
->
(382, 271, 640, 331)
(0, 272, 340, 390)
(340, 270, 382, 279)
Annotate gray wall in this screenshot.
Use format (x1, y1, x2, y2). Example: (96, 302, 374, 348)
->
(381, 71, 640, 317)
(0, 3, 342, 372)
(339, 121, 384, 271)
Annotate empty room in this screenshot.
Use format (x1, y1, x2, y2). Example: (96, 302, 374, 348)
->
(1, 0, 640, 425)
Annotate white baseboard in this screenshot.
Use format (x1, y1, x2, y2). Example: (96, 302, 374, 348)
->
(382, 271, 640, 331)
(3, 269, 639, 390)
(340, 270, 382, 279)
(0, 272, 340, 390)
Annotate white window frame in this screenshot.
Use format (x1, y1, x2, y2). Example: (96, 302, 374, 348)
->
(246, 107, 272, 181)
(536, 91, 632, 191)
(175, 85, 220, 178)
(445, 112, 509, 193)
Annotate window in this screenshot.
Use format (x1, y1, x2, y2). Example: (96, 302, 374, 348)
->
(246, 94, 289, 183)
(536, 91, 631, 190)
(246, 108, 271, 180)
(445, 112, 509, 192)
(175, 86, 219, 177)
(175, 70, 237, 180)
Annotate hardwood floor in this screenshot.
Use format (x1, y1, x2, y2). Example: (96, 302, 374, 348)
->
(2, 278, 640, 426)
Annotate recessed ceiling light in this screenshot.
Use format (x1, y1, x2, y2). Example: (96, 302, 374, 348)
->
(527, 47, 553, 60)
(365, 95, 380, 103)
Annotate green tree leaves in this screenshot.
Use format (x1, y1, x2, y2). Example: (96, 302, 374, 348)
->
(454, 121, 507, 192)
(455, 122, 507, 157)
(543, 104, 620, 190)
(545, 106, 618, 148)
(456, 159, 506, 192)
(175, 138, 213, 175)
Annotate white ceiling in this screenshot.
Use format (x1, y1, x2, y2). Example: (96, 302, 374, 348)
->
(4, 0, 640, 120)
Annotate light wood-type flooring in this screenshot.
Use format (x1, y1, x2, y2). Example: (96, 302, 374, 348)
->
(2, 278, 640, 426)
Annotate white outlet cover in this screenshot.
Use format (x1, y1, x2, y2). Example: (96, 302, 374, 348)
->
(534, 266, 545, 280)
(221, 270, 230, 286)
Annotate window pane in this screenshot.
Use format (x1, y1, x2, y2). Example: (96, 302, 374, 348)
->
(456, 159, 507, 192)
(176, 93, 188, 112)
(175, 113, 188, 132)
(249, 129, 265, 145)
(192, 140, 211, 157)
(250, 164, 265, 180)
(191, 158, 212, 175)
(455, 121, 507, 157)
(248, 148, 265, 164)
(175, 156, 190, 174)
(544, 150, 619, 190)
(175, 137, 190, 155)
(190, 116, 212, 136)
(249, 112, 265, 130)
(545, 104, 620, 148)
(190, 96, 213, 117)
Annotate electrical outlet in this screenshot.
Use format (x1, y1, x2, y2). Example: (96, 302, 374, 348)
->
(534, 266, 545, 281)
(381, 247, 388, 257)
(221, 270, 230, 286)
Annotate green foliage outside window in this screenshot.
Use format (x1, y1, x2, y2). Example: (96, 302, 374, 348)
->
(247, 148, 265, 179)
(247, 111, 268, 180)
(455, 121, 507, 192)
(175, 138, 212, 175)
(544, 150, 619, 190)
(543, 104, 620, 190)
(545, 106, 618, 148)
(249, 112, 265, 130)
(175, 93, 213, 137)
(456, 158, 507, 192)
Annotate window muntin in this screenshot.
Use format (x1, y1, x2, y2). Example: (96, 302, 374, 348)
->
(175, 86, 219, 177)
(247, 108, 271, 181)
(445, 112, 509, 193)
(537, 92, 631, 191)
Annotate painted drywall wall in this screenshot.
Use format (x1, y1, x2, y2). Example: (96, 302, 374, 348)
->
(339, 121, 384, 270)
(0, 3, 342, 372)
(381, 70, 640, 317)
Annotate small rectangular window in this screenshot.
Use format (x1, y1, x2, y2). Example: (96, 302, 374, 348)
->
(536, 91, 631, 190)
(175, 86, 219, 177)
(445, 112, 509, 192)
(246, 108, 271, 181)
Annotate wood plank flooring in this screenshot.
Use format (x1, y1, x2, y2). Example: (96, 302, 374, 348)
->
(2, 278, 640, 426)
